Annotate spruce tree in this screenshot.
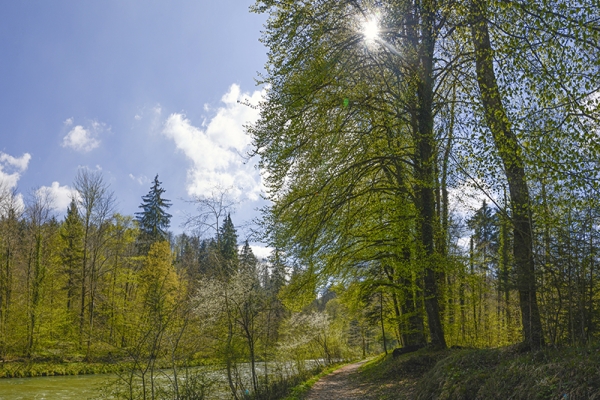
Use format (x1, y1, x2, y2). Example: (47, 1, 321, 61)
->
(60, 198, 84, 311)
(218, 213, 238, 275)
(239, 240, 258, 273)
(135, 175, 172, 253)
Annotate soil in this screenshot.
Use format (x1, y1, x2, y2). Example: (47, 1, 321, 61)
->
(304, 361, 377, 400)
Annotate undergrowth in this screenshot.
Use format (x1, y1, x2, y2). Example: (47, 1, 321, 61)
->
(415, 345, 600, 400)
(356, 344, 600, 400)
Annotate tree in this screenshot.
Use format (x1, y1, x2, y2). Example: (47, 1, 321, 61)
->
(219, 214, 239, 276)
(0, 187, 21, 358)
(73, 168, 115, 354)
(135, 175, 172, 253)
(23, 189, 54, 357)
(60, 198, 84, 312)
(251, 0, 448, 348)
(239, 240, 258, 273)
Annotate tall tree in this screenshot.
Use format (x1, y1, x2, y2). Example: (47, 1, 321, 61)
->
(73, 168, 115, 353)
(239, 240, 258, 273)
(219, 214, 239, 275)
(135, 175, 172, 253)
(251, 0, 449, 348)
(60, 198, 84, 312)
(469, 0, 544, 348)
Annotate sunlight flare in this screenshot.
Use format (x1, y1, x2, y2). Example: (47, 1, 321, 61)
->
(361, 16, 380, 43)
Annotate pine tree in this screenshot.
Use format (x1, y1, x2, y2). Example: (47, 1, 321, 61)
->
(135, 175, 172, 253)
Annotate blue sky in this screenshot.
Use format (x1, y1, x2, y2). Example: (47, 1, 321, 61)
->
(0, 1, 269, 254)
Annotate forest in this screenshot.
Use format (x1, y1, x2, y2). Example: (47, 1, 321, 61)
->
(249, 0, 600, 351)
(2, 0, 600, 399)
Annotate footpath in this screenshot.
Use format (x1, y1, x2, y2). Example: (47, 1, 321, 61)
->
(304, 361, 376, 400)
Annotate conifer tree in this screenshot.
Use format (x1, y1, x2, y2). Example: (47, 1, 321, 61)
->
(239, 240, 258, 273)
(218, 213, 238, 274)
(135, 175, 172, 253)
(60, 198, 84, 311)
(268, 249, 286, 295)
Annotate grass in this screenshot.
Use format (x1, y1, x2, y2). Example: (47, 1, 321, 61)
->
(0, 356, 212, 378)
(351, 344, 600, 400)
(357, 348, 453, 399)
(0, 360, 127, 378)
(414, 345, 600, 399)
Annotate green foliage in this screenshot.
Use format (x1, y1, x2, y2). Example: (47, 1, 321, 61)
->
(135, 174, 172, 253)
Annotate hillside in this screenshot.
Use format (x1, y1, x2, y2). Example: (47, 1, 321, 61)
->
(355, 345, 600, 399)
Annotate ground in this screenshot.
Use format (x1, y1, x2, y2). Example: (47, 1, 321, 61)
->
(304, 361, 375, 400)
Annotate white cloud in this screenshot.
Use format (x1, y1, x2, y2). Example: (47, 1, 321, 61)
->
(162, 84, 265, 200)
(36, 182, 78, 212)
(251, 245, 272, 260)
(0, 152, 30, 214)
(237, 244, 272, 260)
(61, 119, 108, 153)
(0, 151, 31, 190)
(0, 152, 31, 173)
(62, 126, 100, 152)
(129, 173, 149, 185)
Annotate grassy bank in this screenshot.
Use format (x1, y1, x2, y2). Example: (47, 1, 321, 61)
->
(0, 357, 212, 378)
(356, 344, 600, 399)
(0, 360, 127, 378)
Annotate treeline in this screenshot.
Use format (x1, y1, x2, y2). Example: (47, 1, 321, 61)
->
(0, 170, 380, 396)
(249, 0, 600, 353)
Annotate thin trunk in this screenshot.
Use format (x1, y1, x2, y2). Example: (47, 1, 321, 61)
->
(80, 224, 89, 347)
(380, 292, 387, 355)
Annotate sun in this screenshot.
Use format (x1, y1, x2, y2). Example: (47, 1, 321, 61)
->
(361, 17, 380, 43)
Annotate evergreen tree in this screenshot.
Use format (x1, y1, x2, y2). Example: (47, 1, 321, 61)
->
(218, 213, 238, 274)
(239, 240, 258, 273)
(135, 175, 172, 252)
(467, 201, 499, 271)
(198, 238, 221, 277)
(59, 198, 84, 311)
(268, 248, 286, 295)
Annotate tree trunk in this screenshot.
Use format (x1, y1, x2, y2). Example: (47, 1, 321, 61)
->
(407, 0, 447, 349)
(470, 0, 544, 349)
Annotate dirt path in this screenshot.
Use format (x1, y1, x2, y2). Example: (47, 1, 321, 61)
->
(304, 361, 375, 400)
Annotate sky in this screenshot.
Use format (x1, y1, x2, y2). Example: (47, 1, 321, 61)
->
(0, 1, 271, 257)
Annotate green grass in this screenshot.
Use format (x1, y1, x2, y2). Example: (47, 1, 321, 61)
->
(356, 348, 453, 399)
(352, 344, 600, 400)
(415, 345, 600, 399)
(0, 357, 212, 378)
(0, 361, 126, 378)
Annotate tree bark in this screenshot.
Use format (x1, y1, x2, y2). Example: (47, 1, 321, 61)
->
(412, 0, 446, 349)
(470, 0, 544, 349)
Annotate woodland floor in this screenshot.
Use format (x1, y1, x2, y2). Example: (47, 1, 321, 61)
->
(304, 361, 375, 400)
(303, 358, 418, 400)
(301, 345, 600, 400)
